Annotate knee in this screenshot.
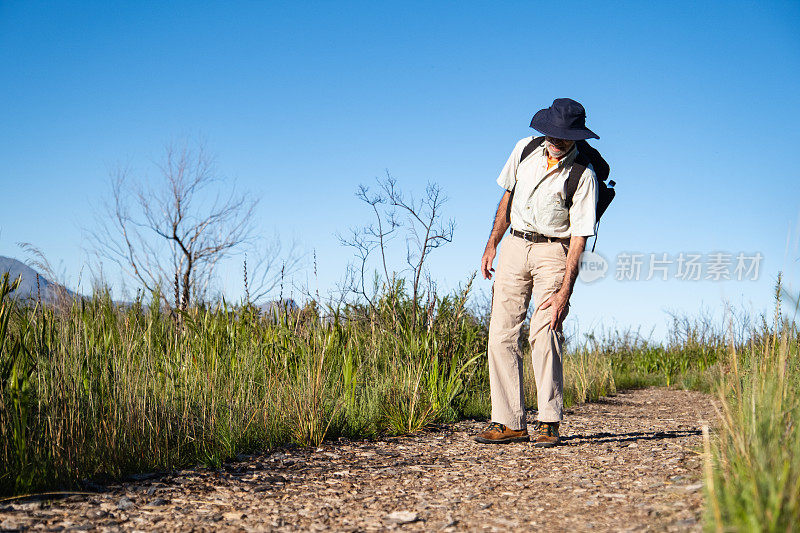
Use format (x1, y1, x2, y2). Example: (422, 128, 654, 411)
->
(489, 327, 523, 350)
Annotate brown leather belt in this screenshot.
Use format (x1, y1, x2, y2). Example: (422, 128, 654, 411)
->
(509, 228, 569, 244)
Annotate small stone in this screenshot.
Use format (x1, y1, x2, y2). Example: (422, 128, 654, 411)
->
(386, 510, 419, 524)
(117, 496, 135, 510)
(148, 498, 170, 506)
(0, 520, 19, 530)
(685, 482, 703, 491)
(223, 511, 246, 521)
(13, 501, 41, 511)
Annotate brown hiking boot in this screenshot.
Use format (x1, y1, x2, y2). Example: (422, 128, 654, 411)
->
(532, 421, 560, 448)
(474, 421, 529, 444)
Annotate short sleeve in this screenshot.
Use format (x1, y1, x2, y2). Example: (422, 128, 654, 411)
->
(568, 165, 598, 237)
(496, 138, 529, 191)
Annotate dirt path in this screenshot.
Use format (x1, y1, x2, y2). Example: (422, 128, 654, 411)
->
(1, 388, 717, 532)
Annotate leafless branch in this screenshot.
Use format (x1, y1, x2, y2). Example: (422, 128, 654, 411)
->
(340, 172, 454, 322)
(87, 140, 260, 310)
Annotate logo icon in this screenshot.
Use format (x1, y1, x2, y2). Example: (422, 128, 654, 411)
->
(579, 251, 608, 283)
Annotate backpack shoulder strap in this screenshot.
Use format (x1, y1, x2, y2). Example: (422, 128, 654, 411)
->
(519, 136, 545, 165)
(575, 139, 609, 181)
(565, 153, 589, 209)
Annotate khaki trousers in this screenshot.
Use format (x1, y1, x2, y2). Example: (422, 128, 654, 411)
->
(488, 233, 568, 429)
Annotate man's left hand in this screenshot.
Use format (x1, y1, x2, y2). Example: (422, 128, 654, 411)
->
(537, 290, 569, 331)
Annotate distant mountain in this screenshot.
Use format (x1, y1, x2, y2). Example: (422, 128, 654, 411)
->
(0, 255, 300, 309)
(0, 256, 75, 304)
(258, 299, 299, 314)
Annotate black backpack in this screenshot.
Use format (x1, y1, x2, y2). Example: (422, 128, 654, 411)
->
(508, 136, 615, 248)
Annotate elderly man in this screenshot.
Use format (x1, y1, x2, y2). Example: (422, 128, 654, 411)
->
(475, 98, 599, 448)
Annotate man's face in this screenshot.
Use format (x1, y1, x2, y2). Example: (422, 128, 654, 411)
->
(545, 136, 574, 152)
(544, 136, 574, 159)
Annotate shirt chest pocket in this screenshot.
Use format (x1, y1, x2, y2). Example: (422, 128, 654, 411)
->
(533, 188, 568, 228)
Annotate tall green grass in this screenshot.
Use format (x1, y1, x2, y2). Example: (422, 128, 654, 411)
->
(703, 282, 800, 531)
(0, 273, 488, 495)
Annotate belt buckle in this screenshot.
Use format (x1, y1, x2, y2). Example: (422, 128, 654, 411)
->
(513, 228, 533, 242)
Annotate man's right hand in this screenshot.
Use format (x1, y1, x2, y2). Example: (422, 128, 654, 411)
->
(481, 246, 496, 279)
(482, 190, 511, 280)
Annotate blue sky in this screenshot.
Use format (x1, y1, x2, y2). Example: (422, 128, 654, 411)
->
(1, 1, 799, 341)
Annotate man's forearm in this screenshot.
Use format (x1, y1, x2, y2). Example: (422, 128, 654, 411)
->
(485, 191, 511, 251)
(559, 235, 587, 298)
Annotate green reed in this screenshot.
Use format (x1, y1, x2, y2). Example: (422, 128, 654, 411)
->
(703, 280, 800, 532)
(0, 274, 485, 495)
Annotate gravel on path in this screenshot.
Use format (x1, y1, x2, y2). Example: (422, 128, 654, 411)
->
(0, 387, 717, 532)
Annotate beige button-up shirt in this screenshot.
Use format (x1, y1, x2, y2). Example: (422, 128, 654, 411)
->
(497, 136, 598, 238)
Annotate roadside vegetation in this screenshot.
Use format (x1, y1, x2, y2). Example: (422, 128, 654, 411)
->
(702, 279, 800, 532)
(0, 271, 487, 495)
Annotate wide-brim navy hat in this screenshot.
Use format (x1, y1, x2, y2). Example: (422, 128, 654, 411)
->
(530, 98, 599, 141)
